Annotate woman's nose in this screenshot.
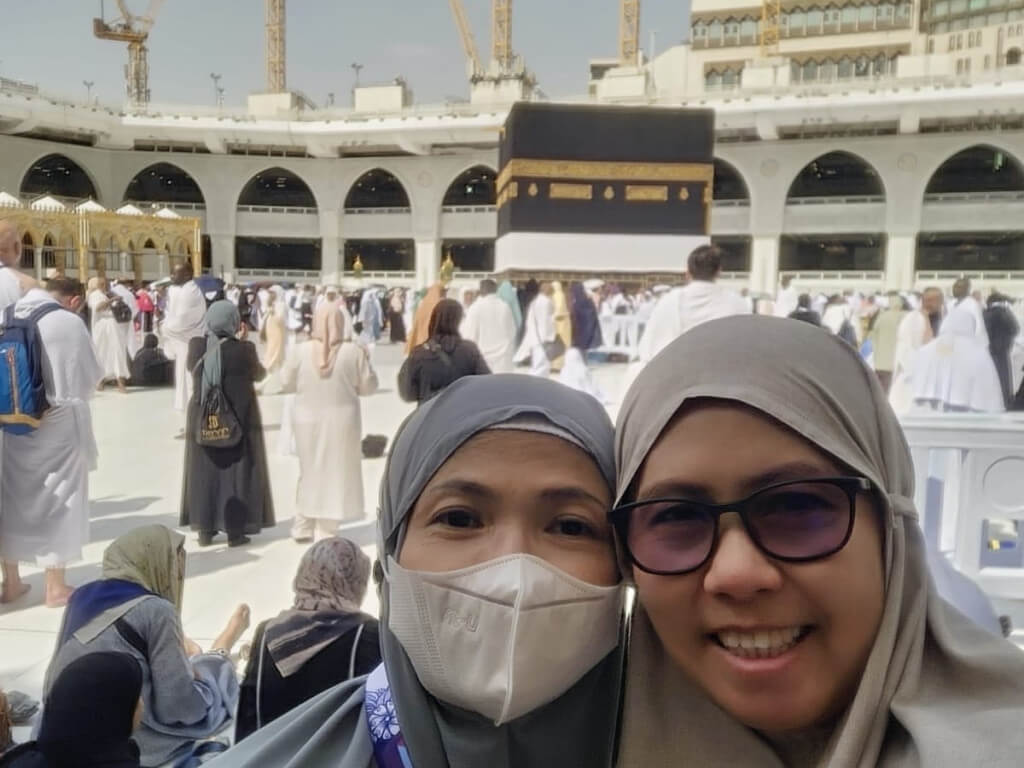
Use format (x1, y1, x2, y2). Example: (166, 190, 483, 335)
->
(702, 514, 783, 601)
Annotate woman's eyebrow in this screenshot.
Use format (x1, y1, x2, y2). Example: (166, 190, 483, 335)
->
(421, 479, 498, 500)
(538, 487, 608, 508)
(637, 461, 837, 503)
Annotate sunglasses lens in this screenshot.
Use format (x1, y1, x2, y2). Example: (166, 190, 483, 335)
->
(747, 482, 852, 560)
(627, 501, 715, 573)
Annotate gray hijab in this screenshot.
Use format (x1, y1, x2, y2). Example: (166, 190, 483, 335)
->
(209, 373, 625, 768)
(378, 373, 624, 768)
(199, 300, 240, 405)
(615, 315, 1024, 768)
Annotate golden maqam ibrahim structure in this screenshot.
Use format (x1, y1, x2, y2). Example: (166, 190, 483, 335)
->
(0, 193, 201, 284)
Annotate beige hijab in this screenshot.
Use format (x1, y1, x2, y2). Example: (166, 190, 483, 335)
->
(615, 315, 1024, 767)
(310, 300, 347, 378)
(102, 525, 186, 615)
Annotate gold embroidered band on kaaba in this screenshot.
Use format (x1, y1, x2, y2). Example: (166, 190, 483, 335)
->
(497, 159, 714, 192)
(496, 159, 713, 209)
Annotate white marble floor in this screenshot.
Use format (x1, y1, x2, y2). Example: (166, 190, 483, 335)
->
(0, 342, 635, 722)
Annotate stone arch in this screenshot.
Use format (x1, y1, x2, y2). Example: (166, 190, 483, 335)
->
(20, 153, 99, 202)
(238, 167, 318, 209)
(786, 150, 885, 200)
(442, 165, 497, 207)
(923, 144, 1024, 196)
(344, 168, 411, 210)
(20, 231, 35, 270)
(123, 162, 206, 206)
(713, 158, 750, 202)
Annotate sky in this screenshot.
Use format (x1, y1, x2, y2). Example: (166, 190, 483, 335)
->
(0, 0, 692, 108)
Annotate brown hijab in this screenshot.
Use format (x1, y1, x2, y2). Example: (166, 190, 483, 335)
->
(405, 283, 444, 354)
(615, 315, 1024, 767)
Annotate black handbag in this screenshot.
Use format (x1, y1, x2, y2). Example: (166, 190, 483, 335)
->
(533, 310, 566, 361)
(110, 297, 133, 323)
(195, 386, 243, 448)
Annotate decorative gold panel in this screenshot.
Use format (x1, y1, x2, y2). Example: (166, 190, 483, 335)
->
(625, 185, 669, 202)
(549, 183, 594, 201)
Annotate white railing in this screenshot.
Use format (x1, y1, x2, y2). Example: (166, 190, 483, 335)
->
(341, 270, 416, 282)
(235, 268, 323, 281)
(236, 205, 319, 215)
(441, 205, 498, 214)
(125, 200, 207, 212)
(923, 191, 1024, 203)
(343, 207, 413, 215)
(900, 413, 1024, 601)
(787, 195, 885, 206)
(780, 270, 885, 281)
(915, 271, 1024, 282)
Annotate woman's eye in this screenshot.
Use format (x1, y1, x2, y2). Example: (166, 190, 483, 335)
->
(550, 517, 598, 538)
(432, 509, 482, 529)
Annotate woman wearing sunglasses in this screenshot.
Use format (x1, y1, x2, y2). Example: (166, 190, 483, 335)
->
(613, 315, 1024, 767)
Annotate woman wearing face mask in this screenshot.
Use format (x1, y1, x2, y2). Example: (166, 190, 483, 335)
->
(611, 315, 1024, 767)
(215, 374, 627, 768)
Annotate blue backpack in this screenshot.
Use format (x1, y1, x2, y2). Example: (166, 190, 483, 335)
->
(0, 303, 63, 435)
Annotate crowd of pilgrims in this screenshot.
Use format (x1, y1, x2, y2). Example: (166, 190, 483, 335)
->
(3, 230, 1024, 766)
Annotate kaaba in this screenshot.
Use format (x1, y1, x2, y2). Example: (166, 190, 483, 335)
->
(495, 103, 715, 276)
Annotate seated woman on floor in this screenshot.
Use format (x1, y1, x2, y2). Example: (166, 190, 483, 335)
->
(612, 315, 1024, 768)
(44, 525, 249, 768)
(235, 537, 381, 743)
(1, 652, 144, 768)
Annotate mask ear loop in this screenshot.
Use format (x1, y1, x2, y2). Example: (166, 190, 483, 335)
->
(496, 555, 528, 726)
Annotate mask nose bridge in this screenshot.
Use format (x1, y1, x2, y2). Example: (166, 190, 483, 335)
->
(496, 555, 528, 725)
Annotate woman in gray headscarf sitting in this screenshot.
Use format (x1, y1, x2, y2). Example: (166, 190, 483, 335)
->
(611, 315, 1024, 768)
(181, 300, 275, 548)
(214, 374, 628, 768)
(235, 537, 381, 743)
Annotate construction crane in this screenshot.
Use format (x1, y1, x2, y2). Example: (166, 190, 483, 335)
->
(761, 0, 782, 56)
(448, 0, 483, 79)
(93, 0, 166, 105)
(266, 0, 286, 93)
(492, 0, 513, 73)
(619, 0, 640, 65)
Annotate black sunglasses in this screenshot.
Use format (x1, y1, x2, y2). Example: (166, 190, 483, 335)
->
(611, 476, 872, 576)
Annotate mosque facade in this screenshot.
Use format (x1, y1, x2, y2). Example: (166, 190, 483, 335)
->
(3, 0, 1024, 294)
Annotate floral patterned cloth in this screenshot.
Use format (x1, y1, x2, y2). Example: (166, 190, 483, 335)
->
(365, 664, 413, 768)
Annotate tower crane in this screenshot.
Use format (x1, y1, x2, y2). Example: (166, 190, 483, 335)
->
(266, 0, 286, 93)
(448, 0, 483, 79)
(492, 0, 513, 73)
(93, 0, 166, 105)
(619, 0, 640, 65)
(761, 0, 782, 56)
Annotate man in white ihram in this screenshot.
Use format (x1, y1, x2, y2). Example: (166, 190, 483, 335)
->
(0, 220, 37, 309)
(461, 278, 518, 373)
(1, 276, 102, 607)
(515, 282, 557, 377)
(638, 244, 750, 363)
(162, 261, 206, 436)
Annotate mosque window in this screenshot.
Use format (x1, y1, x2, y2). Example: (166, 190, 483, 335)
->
(950, 0, 967, 13)
(838, 56, 854, 77)
(877, 3, 895, 23)
(859, 4, 876, 24)
(722, 68, 740, 87)
(951, 16, 969, 28)
(927, 38, 936, 53)
(740, 18, 758, 40)
(705, 70, 723, 88)
(969, 13, 986, 26)
(819, 60, 837, 80)
(724, 19, 740, 40)
(807, 7, 824, 31)
(968, 0, 987, 9)
(790, 9, 806, 33)
(693, 21, 708, 39)
(708, 19, 724, 41)
(934, 0, 950, 16)
(873, 54, 888, 74)
(824, 6, 841, 29)
(855, 56, 871, 76)
(803, 59, 819, 80)
(897, 2, 912, 19)
(841, 5, 858, 25)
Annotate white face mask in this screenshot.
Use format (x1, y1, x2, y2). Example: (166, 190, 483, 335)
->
(387, 553, 624, 726)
